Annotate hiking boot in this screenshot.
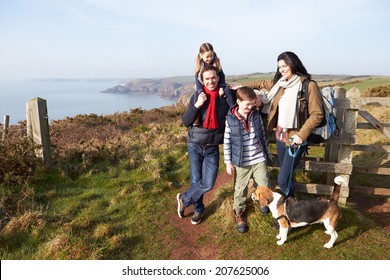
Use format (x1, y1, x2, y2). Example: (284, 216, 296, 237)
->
(176, 193, 185, 218)
(234, 208, 248, 233)
(191, 211, 204, 225)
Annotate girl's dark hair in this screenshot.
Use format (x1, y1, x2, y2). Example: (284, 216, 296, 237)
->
(273, 51, 311, 84)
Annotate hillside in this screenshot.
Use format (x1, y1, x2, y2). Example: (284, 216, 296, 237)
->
(0, 76, 389, 260)
(101, 73, 390, 106)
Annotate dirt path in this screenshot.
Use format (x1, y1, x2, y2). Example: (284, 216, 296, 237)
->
(168, 172, 390, 259)
(168, 172, 232, 260)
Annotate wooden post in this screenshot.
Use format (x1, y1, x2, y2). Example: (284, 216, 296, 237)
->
(26, 98, 51, 164)
(26, 102, 32, 138)
(336, 87, 361, 205)
(2, 115, 9, 141)
(325, 87, 346, 183)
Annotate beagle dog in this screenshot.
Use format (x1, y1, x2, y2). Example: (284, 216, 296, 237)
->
(252, 176, 345, 248)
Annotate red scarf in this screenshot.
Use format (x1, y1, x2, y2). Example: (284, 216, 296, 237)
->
(203, 86, 220, 129)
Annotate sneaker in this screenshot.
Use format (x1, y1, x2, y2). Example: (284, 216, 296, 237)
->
(234, 208, 248, 233)
(191, 211, 204, 225)
(176, 193, 185, 218)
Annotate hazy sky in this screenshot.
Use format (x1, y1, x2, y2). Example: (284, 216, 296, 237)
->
(1, 0, 389, 80)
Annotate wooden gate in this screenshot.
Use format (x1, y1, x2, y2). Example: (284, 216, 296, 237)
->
(269, 87, 390, 205)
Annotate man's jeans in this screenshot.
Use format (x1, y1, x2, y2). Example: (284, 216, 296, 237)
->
(182, 143, 219, 214)
(276, 140, 305, 197)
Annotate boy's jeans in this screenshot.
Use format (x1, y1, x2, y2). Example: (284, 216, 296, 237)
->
(182, 143, 219, 214)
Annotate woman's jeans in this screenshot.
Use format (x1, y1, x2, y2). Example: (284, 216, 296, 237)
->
(276, 140, 305, 197)
(182, 142, 219, 214)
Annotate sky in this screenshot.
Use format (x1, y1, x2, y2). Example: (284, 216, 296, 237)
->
(1, 0, 390, 80)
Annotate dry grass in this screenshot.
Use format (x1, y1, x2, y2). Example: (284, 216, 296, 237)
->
(1, 211, 45, 235)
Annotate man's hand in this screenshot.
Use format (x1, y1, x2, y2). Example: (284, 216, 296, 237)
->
(218, 87, 224, 97)
(195, 92, 207, 108)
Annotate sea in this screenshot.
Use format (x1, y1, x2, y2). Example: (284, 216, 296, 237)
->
(0, 80, 177, 125)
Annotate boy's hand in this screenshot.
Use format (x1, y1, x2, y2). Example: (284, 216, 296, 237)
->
(226, 163, 234, 175)
(218, 87, 224, 97)
(267, 154, 275, 162)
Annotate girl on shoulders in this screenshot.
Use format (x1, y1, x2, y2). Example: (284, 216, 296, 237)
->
(194, 43, 234, 107)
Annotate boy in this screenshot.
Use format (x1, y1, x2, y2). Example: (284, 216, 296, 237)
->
(224, 86, 269, 233)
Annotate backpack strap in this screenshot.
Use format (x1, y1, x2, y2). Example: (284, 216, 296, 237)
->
(300, 79, 311, 122)
(299, 79, 312, 162)
(298, 79, 313, 134)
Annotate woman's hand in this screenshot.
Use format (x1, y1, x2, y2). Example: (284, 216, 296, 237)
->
(290, 134, 303, 146)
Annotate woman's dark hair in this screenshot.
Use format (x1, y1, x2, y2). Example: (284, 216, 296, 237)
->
(273, 51, 311, 84)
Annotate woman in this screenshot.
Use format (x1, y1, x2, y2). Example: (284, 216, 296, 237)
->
(256, 51, 324, 198)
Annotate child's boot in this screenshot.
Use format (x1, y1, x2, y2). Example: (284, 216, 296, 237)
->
(234, 208, 248, 233)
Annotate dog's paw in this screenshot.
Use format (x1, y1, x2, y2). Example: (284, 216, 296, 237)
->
(325, 230, 331, 235)
(277, 240, 285, 246)
(323, 242, 333, 249)
(276, 234, 281, 239)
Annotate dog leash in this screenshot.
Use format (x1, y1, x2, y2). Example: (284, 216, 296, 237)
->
(288, 140, 307, 158)
(286, 140, 307, 197)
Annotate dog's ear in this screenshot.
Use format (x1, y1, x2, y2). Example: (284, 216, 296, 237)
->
(259, 196, 268, 208)
(252, 189, 260, 201)
(258, 187, 274, 208)
(256, 186, 272, 208)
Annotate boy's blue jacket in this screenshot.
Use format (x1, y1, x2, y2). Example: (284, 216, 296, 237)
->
(225, 107, 268, 167)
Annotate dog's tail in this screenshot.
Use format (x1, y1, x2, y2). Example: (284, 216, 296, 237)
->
(331, 176, 345, 201)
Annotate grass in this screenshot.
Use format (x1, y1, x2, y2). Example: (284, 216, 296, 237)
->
(340, 77, 390, 93)
(1, 136, 388, 259)
(0, 77, 389, 260)
(205, 182, 389, 260)
(52, 173, 387, 260)
(1, 154, 188, 259)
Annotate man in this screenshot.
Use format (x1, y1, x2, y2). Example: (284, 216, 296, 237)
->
(177, 65, 232, 225)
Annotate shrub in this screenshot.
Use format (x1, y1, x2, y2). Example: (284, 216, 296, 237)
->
(0, 134, 42, 185)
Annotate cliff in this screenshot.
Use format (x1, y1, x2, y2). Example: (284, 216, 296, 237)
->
(101, 77, 194, 100)
(100, 73, 372, 106)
